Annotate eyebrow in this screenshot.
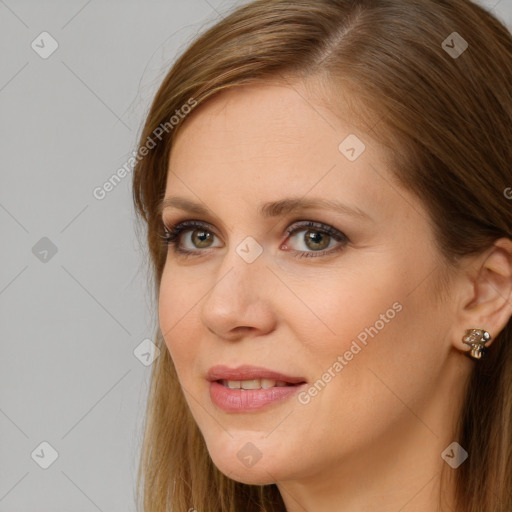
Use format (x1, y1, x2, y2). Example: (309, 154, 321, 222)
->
(159, 196, 372, 221)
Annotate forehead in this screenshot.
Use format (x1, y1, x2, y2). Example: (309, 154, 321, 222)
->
(165, 81, 423, 230)
(170, 81, 353, 163)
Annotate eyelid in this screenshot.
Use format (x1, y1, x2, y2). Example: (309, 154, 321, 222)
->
(285, 220, 347, 241)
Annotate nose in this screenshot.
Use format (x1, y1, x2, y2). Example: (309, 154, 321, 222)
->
(200, 241, 277, 341)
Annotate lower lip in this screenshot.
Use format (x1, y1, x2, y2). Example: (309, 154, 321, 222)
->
(209, 381, 306, 412)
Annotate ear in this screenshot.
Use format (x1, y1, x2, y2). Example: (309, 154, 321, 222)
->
(452, 238, 512, 354)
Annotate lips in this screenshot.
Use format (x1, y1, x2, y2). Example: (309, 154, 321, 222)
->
(206, 365, 306, 385)
(206, 365, 307, 412)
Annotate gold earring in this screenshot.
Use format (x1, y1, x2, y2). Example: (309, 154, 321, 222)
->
(462, 328, 491, 360)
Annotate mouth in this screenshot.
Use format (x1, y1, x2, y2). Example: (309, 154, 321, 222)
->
(206, 365, 307, 412)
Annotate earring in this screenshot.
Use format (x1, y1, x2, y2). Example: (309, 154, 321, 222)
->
(462, 328, 491, 360)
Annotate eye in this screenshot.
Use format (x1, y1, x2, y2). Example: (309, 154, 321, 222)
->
(161, 220, 221, 256)
(283, 221, 349, 258)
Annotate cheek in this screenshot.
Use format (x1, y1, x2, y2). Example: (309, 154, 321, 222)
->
(158, 269, 203, 374)
(289, 259, 443, 415)
(285, 263, 405, 358)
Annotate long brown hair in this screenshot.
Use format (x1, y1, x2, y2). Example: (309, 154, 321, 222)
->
(132, 1, 512, 510)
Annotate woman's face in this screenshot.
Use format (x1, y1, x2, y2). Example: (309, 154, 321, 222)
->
(158, 80, 461, 488)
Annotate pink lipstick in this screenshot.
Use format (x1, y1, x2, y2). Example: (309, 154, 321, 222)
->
(207, 365, 307, 412)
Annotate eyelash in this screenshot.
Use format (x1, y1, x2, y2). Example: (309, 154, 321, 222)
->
(159, 219, 349, 259)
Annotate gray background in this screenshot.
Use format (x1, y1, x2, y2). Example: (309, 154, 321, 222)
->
(1, 1, 511, 511)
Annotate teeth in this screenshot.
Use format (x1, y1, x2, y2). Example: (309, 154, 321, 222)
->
(221, 379, 291, 389)
(241, 379, 260, 390)
(261, 379, 276, 389)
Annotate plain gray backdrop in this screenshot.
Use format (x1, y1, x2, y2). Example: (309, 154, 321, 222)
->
(1, 1, 511, 510)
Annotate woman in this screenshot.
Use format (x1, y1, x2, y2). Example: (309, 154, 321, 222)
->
(132, 0, 512, 510)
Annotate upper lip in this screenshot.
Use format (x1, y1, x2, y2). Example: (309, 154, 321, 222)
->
(206, 365, 306, 384)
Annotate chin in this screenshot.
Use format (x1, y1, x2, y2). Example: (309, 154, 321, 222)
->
(204, 436, 291, 485)
(210, 454, 280, 485)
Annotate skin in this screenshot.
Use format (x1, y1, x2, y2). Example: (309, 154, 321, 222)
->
(157, 78, 512, 512)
